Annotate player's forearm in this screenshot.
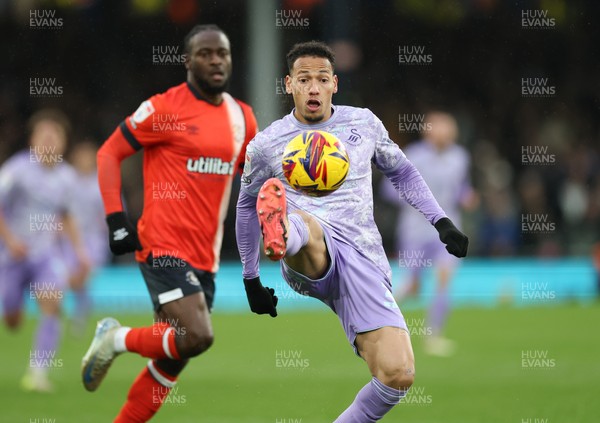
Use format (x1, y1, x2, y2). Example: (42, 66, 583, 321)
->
(0, 210, 15, 243)
(236, 190, 262, 278)
(97, 127, 136, 215)
(385, 159, 447, 225)
(63, 213, 83, 255)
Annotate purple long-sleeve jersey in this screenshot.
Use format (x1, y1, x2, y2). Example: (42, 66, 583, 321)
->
(237, 105, 447, 279)
(0, 151, 77, 260)
(60, 171, 109, 267)
(380, 140, 471, 249)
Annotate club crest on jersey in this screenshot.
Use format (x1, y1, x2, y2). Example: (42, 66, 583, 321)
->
(187, 156, 235, 175)
(130, 100, 155, 129)
(346, 128, 362, 145)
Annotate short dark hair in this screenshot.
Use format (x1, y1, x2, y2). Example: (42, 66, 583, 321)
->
(183, 24, 227, 55)
(27, 108, 71, 138)
(286, 41, 335, 73)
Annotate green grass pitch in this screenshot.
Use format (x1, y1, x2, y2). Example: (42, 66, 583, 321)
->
(2, 303, 598, 422)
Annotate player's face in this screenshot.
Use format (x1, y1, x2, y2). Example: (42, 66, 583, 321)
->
(286, 56, 338, 124)
(424, 113, 458, 150)
(185, 30, 232, 96)
(29, 120, 67, 167)
(71, 143, 97, 174)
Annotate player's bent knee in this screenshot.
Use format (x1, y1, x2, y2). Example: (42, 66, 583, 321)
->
(378, 363, 415, 391)
(293, 211, 323, 246)
(177, 329, 214, 358)
(4, 313, 22, 330)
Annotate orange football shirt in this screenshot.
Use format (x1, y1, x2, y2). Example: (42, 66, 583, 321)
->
(103, 82, 257, 272)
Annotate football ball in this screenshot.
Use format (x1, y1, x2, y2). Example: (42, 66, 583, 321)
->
(281, 130, 350, 197)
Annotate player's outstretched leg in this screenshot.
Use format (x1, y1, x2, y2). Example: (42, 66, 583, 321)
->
(335, 327, 414, 422)
(22, 311, 61, 393)
(112, 293, 213, 422)
(425, 266, 456, 356)
(69, 269, 93, 337)
(81, 315, 187, 393)
(257, 178, 328, 279)
(22, 281, 64, 393)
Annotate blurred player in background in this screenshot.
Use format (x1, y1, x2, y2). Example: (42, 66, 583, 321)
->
(81, 24, 257, 422)
(236, 41, 468, 422)
(380, 112, 477, 356)
(60, 140, 109, 335)
(0, 109, 90, 392)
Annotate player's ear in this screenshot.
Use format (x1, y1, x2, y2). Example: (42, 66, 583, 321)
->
(285, 75, 293, 94)
(183, 53, 190, 70)
(333, 74, 338, 94)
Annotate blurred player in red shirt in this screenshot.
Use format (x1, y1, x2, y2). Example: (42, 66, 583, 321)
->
(81, 24, 257, 422)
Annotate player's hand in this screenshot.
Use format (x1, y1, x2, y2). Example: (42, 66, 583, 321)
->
(72, 250, 92, 289)
(6, 236, 28, 261)
(243, 277, 278, 317)
(434, 217, 469, 258)
(106, 212, 142, 255)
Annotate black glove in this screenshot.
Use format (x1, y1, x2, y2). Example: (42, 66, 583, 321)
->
(106, 212, 142, 255)
(434, 217, 469, 258)
(243, 277, 278, 317)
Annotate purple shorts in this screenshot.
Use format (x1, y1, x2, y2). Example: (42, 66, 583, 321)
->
(399, 238, 459, 277)
(280, 226, 408, 355)
(0, 254, 67, 314)
(60, 236, 109, 272)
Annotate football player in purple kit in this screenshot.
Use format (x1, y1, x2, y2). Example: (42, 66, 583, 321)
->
(60, 140, 109, 335)
(236, 41, 469, 422)
(0, 110, 90, 391)
(381, 111, 478, 356)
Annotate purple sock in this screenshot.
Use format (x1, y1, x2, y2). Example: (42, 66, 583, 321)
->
(74, 289, 91, 320)
(32, 315, 61, 368)
(286, 213, 309, 256)
(428, 290, 450, 336)
(334, 377, 408, 422)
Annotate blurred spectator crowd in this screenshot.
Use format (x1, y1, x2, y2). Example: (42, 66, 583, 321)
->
(0, 0, 598, 259)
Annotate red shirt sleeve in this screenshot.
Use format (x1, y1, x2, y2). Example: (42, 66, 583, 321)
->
(97, 94, 169, 215)
(236, 104, 258, 174)
(97, 127, 137, 214)
(120, 94, 168, 150)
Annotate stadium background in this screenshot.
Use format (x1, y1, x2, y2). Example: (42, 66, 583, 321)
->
(1, 0, 599, 422)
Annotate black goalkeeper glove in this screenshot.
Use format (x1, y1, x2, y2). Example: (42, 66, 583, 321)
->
(243, 277, 278, 317)
(106, 212, 142, 255)
(434, 217, 469, 258)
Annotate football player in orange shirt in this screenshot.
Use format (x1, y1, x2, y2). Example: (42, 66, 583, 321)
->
(81, 24, 258, 422)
